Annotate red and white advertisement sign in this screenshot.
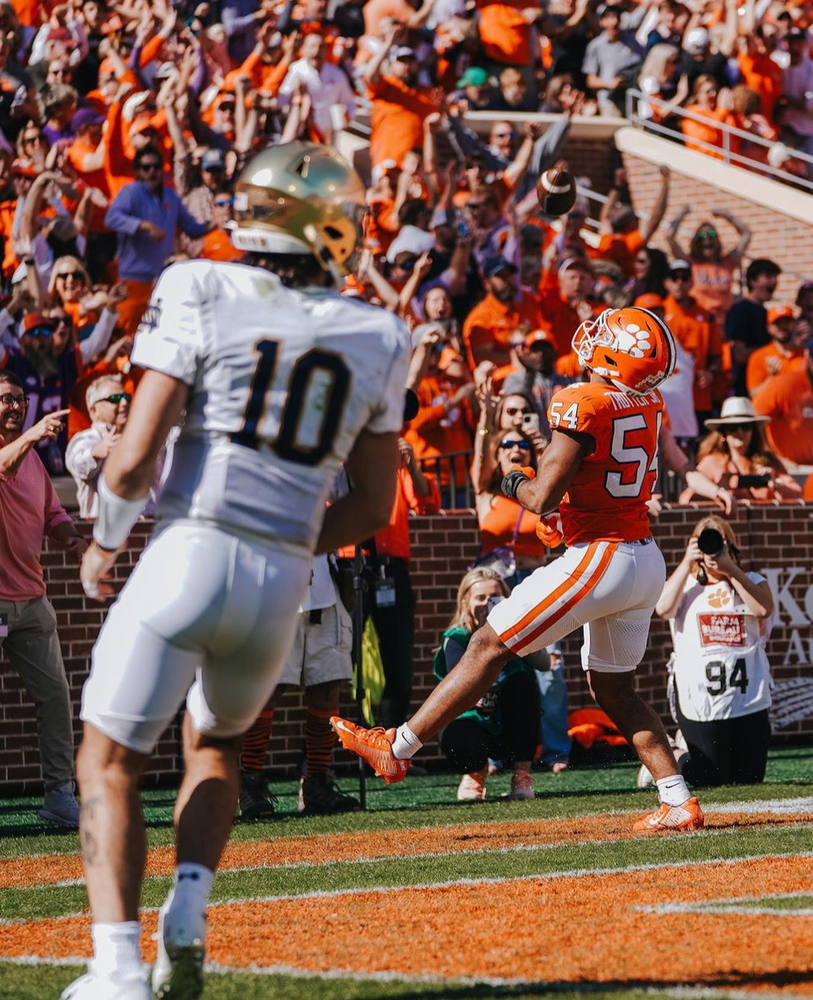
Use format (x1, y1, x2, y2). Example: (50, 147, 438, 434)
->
(698, 613, 746, 647)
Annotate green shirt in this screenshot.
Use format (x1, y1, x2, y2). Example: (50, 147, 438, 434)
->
(433, 626, 533, 736)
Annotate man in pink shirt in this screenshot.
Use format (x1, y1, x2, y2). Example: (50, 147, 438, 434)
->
(0, 370, 88, 827)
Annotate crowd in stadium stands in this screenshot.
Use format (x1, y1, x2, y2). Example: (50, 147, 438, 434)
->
(1, 0, 813, 819)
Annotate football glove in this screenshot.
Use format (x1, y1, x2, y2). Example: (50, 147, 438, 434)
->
(536, 511, 564, 549)
(501, 464, 535, 501)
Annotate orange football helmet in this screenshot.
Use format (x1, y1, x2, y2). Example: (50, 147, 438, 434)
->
(572, 306, 676, 395)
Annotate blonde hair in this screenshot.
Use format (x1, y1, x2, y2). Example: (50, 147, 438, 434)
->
(639, 44, 679, 86)
(449, 567, 509, 632)
(48, 255, 90, 300)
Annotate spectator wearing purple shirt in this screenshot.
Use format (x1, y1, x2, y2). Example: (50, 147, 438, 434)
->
(104, 144, 212, 334)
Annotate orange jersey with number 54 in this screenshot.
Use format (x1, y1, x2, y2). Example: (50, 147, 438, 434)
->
(547, 382, 663, 546)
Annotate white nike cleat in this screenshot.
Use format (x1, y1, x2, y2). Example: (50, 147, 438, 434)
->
(60, 969, 152, 999)
(152, 900, 207, 1000)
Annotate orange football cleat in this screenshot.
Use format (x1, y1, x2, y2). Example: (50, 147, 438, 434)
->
(330, 718, 411, 784)
(632, 797, 704, 835)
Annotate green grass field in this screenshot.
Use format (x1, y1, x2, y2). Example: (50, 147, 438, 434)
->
(0, 746, 811, 1000)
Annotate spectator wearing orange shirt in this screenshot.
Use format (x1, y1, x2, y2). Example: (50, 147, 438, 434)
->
(747, 305, 805, 398)
(476, 0, 536, 75)
(737, 23, 783, 119)
(364, 26, 438, 168)
(681, 75, 734, 157)
(667, 206, 752, 321)
(752, 334, 813, 466)
(462, 256, 539, 370)
(663, 259, 721, 423)
(595, 166, 669, 278)
(200, 190, 243, 262)
(362, 0, 440, 36)
(405, 327, 475, 504)
(539, 255, 601, 360)
(475, 429, 543, 567)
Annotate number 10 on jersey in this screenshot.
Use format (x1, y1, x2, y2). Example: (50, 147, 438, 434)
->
(233, 338, 351, 465)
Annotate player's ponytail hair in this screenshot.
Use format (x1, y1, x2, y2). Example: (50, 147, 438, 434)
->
(450, 567, 509, 633)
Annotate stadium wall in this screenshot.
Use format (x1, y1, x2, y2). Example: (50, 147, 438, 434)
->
(1, 503, 812, 791)
(620, 138, 813, 303)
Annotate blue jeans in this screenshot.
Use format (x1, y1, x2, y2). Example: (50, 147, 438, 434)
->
(537, 644, 571, 765)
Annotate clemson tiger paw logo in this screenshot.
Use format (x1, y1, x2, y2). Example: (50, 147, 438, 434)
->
(616, 324, 652, 359)
(707, 586, 730, 608)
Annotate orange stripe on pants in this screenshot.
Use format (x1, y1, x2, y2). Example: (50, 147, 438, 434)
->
(511, 542, 618, 654)
(498, 543, 599, 646)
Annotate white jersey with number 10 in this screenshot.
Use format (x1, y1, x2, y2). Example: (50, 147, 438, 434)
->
(131, 259, 411, 555)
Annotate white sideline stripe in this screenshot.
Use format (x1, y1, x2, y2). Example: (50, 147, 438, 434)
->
(6, 795, 807, 863)
(6, 849, 812, 929)
(0, 956, 809, 998)
(638, 888, 813, 917)
(709, 798, 813, 815)
(39, 818, 813, 889)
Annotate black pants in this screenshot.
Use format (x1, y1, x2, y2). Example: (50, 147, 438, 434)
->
(440, 670, 541, 773)
(676, 698, 771, 787)
(369, 557, 415, 729)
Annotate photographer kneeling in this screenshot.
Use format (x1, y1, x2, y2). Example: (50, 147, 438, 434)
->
(653, 516, 775, 786)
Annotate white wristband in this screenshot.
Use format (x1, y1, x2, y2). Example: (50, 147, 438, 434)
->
(93, 475, 148, 552)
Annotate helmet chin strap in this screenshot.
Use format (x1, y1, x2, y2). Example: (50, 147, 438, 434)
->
(304, 225, 343, 287)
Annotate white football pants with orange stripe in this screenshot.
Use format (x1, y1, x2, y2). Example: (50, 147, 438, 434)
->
(487, 539, 666, 672)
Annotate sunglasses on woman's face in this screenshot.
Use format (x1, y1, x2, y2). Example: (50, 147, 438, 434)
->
(725, 423, 754, 432)
(100, 393, 131, 405)
(499, 439, 531, 450)
(56, 270, 84, 281)
(504, 406, 530, 416)
(697, 228, 717, 239)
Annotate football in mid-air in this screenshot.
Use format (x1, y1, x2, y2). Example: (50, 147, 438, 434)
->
(537, 160, 578, 218)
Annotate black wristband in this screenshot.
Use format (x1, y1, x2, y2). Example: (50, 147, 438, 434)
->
(501, 469, 529, 501)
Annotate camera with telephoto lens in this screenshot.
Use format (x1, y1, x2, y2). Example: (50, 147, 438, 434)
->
(697, 527, 725, 557)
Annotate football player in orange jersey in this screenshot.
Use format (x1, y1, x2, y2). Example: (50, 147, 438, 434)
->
(333, 306, 705, 834)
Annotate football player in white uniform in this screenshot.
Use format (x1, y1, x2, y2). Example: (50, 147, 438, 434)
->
(65, 143, 411, 1000)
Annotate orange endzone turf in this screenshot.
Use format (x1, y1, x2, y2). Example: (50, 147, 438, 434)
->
(1, 855, 812, 992)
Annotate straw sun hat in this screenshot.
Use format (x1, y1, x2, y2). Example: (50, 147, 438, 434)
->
(704, 397, 770, 430)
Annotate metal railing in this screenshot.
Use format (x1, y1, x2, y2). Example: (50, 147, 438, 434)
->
(625, 88, 813, 194)
(417, 450, 475, 510)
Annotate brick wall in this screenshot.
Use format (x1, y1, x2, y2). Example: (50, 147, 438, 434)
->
(2, 504, 812, 792)
(621, 155, 813, 302)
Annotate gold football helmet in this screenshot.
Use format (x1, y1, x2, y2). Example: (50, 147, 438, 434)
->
(231, 141, 366, 280)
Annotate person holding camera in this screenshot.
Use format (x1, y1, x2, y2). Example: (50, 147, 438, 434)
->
(679, 397, 801, 502)
(652, 514, 775, 786)
(434, 567, 541, 801)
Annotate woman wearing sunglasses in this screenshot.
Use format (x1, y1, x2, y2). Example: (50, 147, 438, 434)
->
(666, 204, 752, 321)
(680, 396, 801, 503)
(475, 430, 543, 578)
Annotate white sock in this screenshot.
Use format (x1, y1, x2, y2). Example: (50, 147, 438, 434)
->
(91, 921, 142, 980)
(169, 862, 214, 911)
(391, 723, 422, 760)
(656, 774, 691, 807)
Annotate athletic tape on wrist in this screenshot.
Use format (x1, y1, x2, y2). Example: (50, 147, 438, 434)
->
(93, 475, 148, 552)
